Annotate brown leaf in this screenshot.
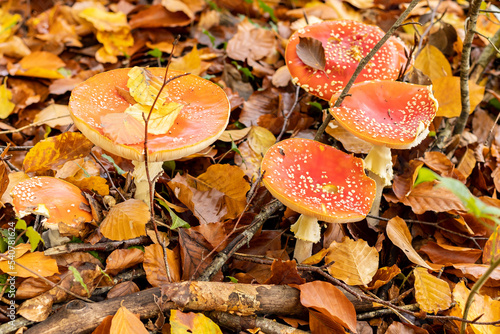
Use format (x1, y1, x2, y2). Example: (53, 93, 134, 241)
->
(178, 228, 221, 281)
(105, 248, 144, 276)
(99, 199, 150, 241)
(325, 237, 379, 286)
(366, 264, 401, 290)
(143, 244, 181, 286)
(22, 132, 94, 174)
(264, 259, 306, 285)
(226, 18, 277, 62)
(110, 305, 148, 334)
(483, 226, 500, 263)
(448, 263, 500, 287)
(398, 181, 465, 214)
(413, 267, 451, 314)
(16, 275, 60, 299)
(456, 148, 476, 179)
(17, 294, 54, 322)
(106, 281, 140, 299)
(297, 281, 357, 332)
(392, 160, 424, 200)
(386, 217, 432, 269)
(0, 161, 9, 200)
(421, 151, 455, 177)
(419, 241, 482, 265)
(92, 315, 113, 334)
(296, 37, 326, 72)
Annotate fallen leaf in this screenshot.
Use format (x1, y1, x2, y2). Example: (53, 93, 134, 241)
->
(367, 264, 401, 290)
(433, 76, 485, 118)
(143, 244, 181, 286)
(419, 241, 482, 264)
(17, 294, 54, 322)
(297, 281, 357, 333)
(110, 305, 149, 334)
(105, 248, 144, 276)
(11, 51, 66, 79)
(413, 267, 451, 314)
(101, 113, 145, 145)
(99, 199, 150, 241)
(414, 44, 452, 81)
(0, 80, 15, 119)
(106, 281, 140, 299)
(325, 237, 379, 286)
(264, 259, 306, 285)
(0, 250, 59, 278)
(386, 217, 432, 269)
(448, 263, 500, 287)
(170, 310, 222, 334)
(226, 18, 277, 62)
(33, 104, 72, 128)
(296, 37, 326, 72)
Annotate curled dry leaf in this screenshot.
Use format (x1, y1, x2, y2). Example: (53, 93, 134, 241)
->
(325, 237, 379, 286)
(366, 264, 401, 290)
(17, 294, 54, 322)
(297, 281, 357, 333)
(386, 217, 433, 270)
(413, 267, 451, 314)
(295, 37, 326, 72)
(99, 199, 150, 241)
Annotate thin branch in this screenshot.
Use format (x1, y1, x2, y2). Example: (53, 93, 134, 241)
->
(414, 0, 444, 58)
(453, 0, 484, 136)
(473, 30, 500, 54)
(314, 0, 421, 141)
(0, 116, 71, 135)
(276, 85, 301, 142)
(90, 151, 127, 202)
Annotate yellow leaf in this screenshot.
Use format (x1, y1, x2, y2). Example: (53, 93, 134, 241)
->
(78, 8, 129, 32)
(325, 237, 379, 286)
(0, 80, 15, 119)
(218, 127, 252, 142)
(124, 102, 183, 135)
(100, 199, 150, 241)
(413, 267, 451, 314)
(453, 281, 500, 334)
(197, 164, 250, 220)
(0, 8, 20, 42)
(386, 217, 433, 269)
(247, 126, 276, 157)
(22, 132, 94, 174)
(433, 76, 485, 117)
(65, 175, 109, 196)
(127, 67, 166, 106)
(13, 51, 66, 79)
(170, 46, 202, 76)
(143, 244, 181, 287)
(170, 310, 222, 334)
(33, 104, 72, 128)
(110, 305, 149, 334)
(95, 29, 134, 64)
(0, 248, 59, 278)
(414, 45, 452, 81)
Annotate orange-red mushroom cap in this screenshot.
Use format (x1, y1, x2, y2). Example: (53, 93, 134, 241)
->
(69, 68, 230, 162)
(11, 177, 92, 229)
(329, 80, 438, 149)
(285, 20, 403, 101)
(261, 138, 376, 223)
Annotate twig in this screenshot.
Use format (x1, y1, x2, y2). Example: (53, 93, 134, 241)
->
(473, 30, 500, 55)
(314, 0, 421, 141)
(0, 116, 71, 135)
(0, 254, 94, 303)
(453, 0, 484, 136)
(44, 236, 151, 256)
(90, 151, 127, 202)
(198, 200, 284, 281)
(276, 85, 301, 142)
(357, 304, 419, 320)
(471, 27, 500, 83)
(0, 146, 33, 151)
(414, 0, 444, 58)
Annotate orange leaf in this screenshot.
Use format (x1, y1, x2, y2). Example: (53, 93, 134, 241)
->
(99, 199, 149, 241)
(105, 248, 144, 276)
(143, 244, 181, 286)
(0, 250, 59, 278)
(367, 264, 401, 290)
(419, 241, 482, 264)
(22, 132, 94, 174)
(263, 259, 306, 285)
(297, 281, 357, 333)
(413, 267, 451, 314)
(325, 237, 379, 286)
(13, 51, 66, 79)
(101, 113, 145, 145)
(398, 181, 465, 214)
(110, 305, 148, 334)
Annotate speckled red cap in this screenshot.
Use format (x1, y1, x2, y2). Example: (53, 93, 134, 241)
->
(261, 138, 376, 223)
(329, 80, 438, 149)
(285, 20, 404, 101)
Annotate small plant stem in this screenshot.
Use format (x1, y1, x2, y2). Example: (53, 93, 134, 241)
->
(414, 0, 444, 58)
(471, 27, 500, 82)
(276, 85, 300, 142)
(460, 256, 500, 334)
(452, 0, 484, 136)
(90, 151, 127, 202)
(314, 0, 420, 141)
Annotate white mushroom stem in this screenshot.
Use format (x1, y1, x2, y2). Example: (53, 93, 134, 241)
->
(132, 160, 164, 205)
(290, 214, 321, 264)
(364, 145, 393, 229)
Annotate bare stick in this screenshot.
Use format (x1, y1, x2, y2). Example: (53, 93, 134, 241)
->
(452, 0, 484, 136)
(276, 85, 301, 142)
(90, 151, 127, 202)
(314, 0, 421, 141)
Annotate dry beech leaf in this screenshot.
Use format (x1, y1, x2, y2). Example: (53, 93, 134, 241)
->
(453, 281, 500, 334)
(326, 120, 373, 154)
(392, 160, 424, 200)
(433, 76, 485, 118)
(397, 181, 465, 214)
(413, 267, 451, 314)
(170, 310, 222, 334)
(107, 281, 140, 300)
(22, 132, 94, 174)
(101, 113, 145, 145)
(99, 199, 150, 241)
(17, 294, 54, 322)
(218, 127, 252, 142)
(272, 65, 292, 87)
(421, 151, 455, 177)
(65, 175, 110, 196)
(33, 104, 72, 128)
(263, 259, 306, 285)
(105, 248, 144, 276)
(448, 263, 500, 287)
(386, 217, 432, 269)
(93, 315, 113, 334)
(110, 305, 148, 334)
(419, 241, 482, 264)
(296, 37, 326, 72)
(414, 44, 452, 81)
(457, 148, 476, 179)
(325, 237, 379, 286)
(247, 126, 276, 157)
(143, 244, 181, 286)
(483, 226, 500, 263)
(367, 264, 401, 290)
(0, 251, 59, 278)
(15, 275, 60, 300)
(297, 281, 357, 333)
(0, 161, 8, 201)
(12, 51, 66, 79)
(226, 18, 277, 62)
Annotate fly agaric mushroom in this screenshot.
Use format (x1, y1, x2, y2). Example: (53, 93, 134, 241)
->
(329, 80, 438, 225)
(11, 176, 93, 245)
(261, 138, 376, 263)
(285, 20, 407, 101)
(69, 67, 230, 203)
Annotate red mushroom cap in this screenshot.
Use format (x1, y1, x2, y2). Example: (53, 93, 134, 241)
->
(329, 80, 438, 149)
(69, 68, 230, 162)
(11, 177, 92, 229)
(285, 20, 403, 101)
(261, 138, 376, 223)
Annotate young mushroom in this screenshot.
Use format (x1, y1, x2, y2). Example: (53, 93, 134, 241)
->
(69, 67, 230, 203)
(10, 177, 93, 245)
(329, 80, 438, 225)
(261, 138, 376, 263)
(285, 20, 407, 101)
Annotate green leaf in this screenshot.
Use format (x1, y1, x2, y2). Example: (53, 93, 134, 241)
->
(414, 167, 440, 186)
(26, 227, 43, 252)
(15, 219, 26, 230)
(258, 0, 277, 22)
(227, 276, 238, 283)
(158, 200, 190, 229)
(308, 101, 323, 111)
(147, 48, 163, 59)
(101, 153, 126, 175)
(68, 266, 90, 297)
(57, 67, 72, 78)
(202, 29, 216, 47)
(0, 236, 6, 253)
(231, 61, 254, 81)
